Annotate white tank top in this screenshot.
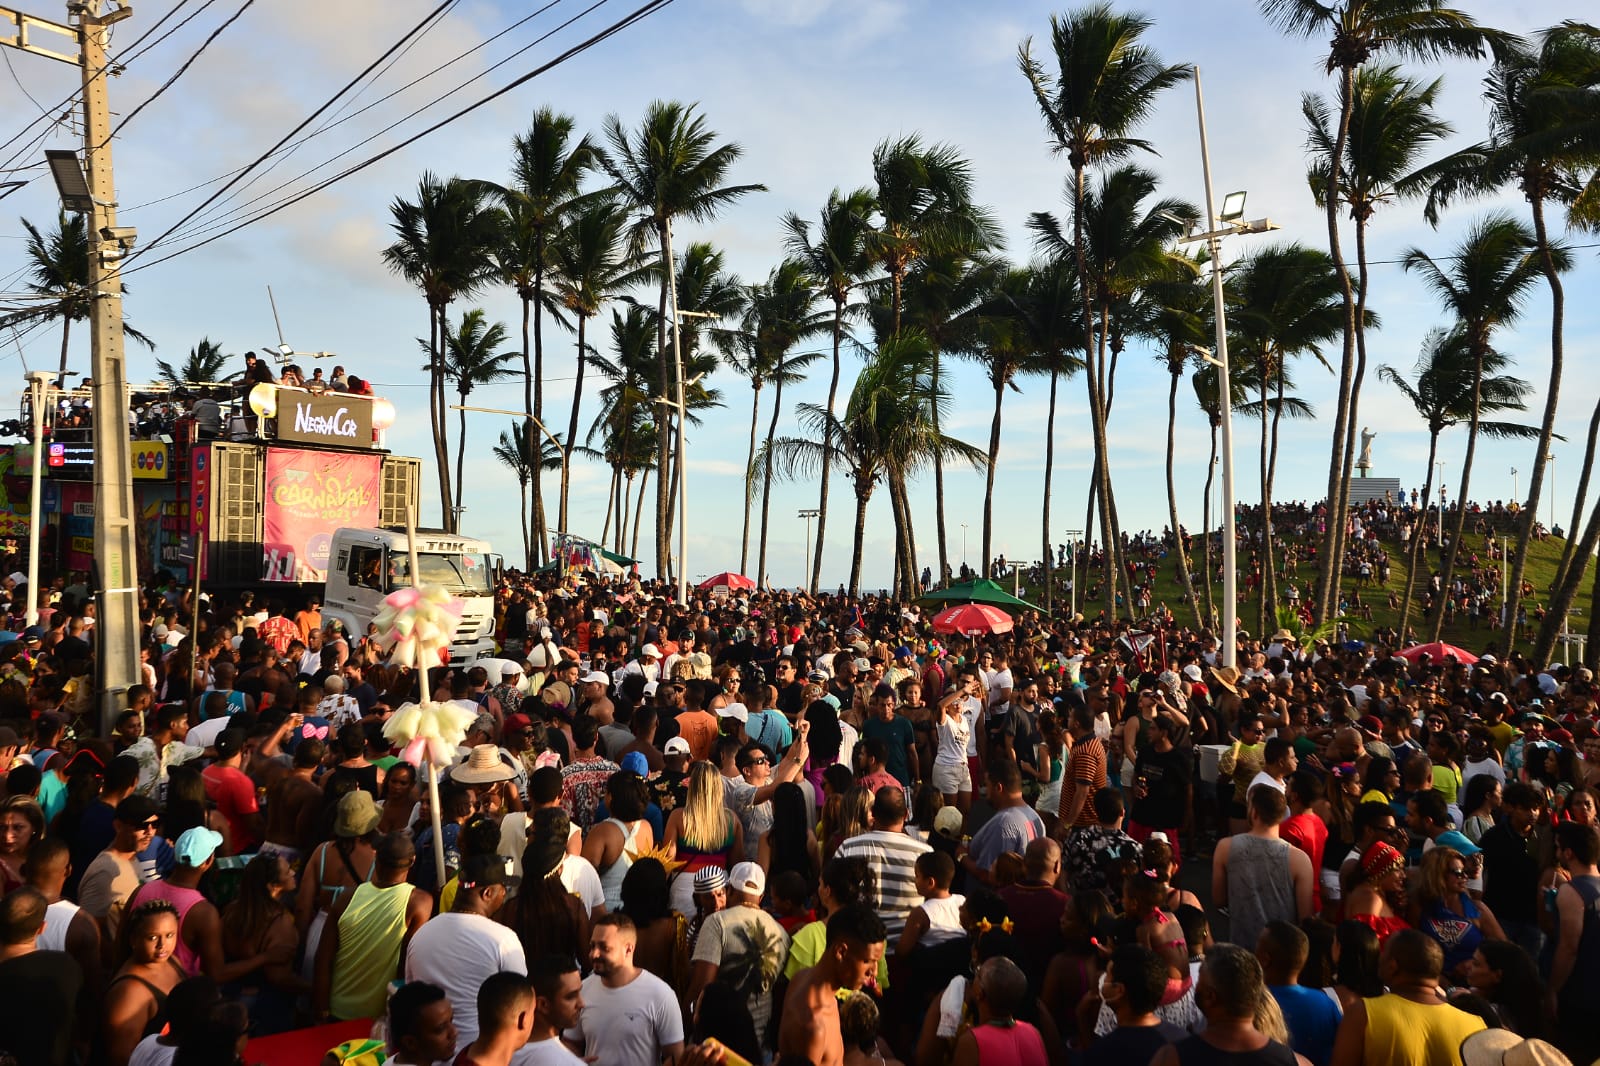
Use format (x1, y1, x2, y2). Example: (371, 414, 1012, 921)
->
(35, 898, 80, 952)
(597, 818, 640, 913)
(918, 893, 966, 948)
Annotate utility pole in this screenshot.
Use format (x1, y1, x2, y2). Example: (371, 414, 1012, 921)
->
(4, 0, 142, 734)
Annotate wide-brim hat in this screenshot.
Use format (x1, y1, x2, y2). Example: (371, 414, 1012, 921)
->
(1272, 629, 1296, 642)
(1461, 1029, 1572, 1066)
(453, 743, 515, 785)
(335, 790, 380, 837)
(1211, 665, 1240, 694)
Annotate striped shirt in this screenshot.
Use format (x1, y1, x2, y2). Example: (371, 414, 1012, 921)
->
(1059, 736, 1108, 827)
(832, 828, 932, 939)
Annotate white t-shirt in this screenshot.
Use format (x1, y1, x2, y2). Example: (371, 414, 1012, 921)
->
(512, 1036, 587, 1065)
(185, 715, 231, 751)
(564, 969, 684, 1065)
(984, 668, 1014, 709)
(35, 898, 80, 952)
(128, 1036, 176, 1066)
(960, 697, 983, 756)
(404, 912, 528, 1048)
(559, 854, 606, 917)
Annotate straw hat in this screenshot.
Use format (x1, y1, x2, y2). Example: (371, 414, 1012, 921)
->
(1210, 665, 1241, 694)
(1460, 1030, 1572, 1066)
(1271, 628, 1296, 643)
(452, 744, 515, 785)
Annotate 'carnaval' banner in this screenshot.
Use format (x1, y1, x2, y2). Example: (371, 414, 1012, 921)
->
(263, 448, 381, 582)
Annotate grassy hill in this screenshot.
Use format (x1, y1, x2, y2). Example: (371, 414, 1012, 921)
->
(1022, 528, 1595, 656)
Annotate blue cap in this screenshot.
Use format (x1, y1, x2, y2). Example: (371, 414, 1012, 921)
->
(895, 645, 914, 659)
(175, 827, 224, 867)
(620, 751, 650, 778)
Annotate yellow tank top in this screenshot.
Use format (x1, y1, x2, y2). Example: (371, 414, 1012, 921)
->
(330, 880, 412, 1020)
(1363, 993, 1485, 1066)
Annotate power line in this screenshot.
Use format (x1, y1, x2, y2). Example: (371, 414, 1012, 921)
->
(98, 0, 256, 148)
(122, 0, 458, 268)
(121, 0, 680, 276)
(146, 0, 575, 249)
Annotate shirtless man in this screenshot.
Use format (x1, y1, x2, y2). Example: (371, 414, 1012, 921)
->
(779, 904, 888, 1066)
(262, 737, 325, 862)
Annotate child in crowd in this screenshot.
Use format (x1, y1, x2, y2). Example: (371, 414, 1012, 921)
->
(897, 851, 966, 956)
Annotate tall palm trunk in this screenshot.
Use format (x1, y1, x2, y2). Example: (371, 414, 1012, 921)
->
(1429, 343, 1486, 643)
(56, 319, 71, 380)
(740, 383, 762, 576)
(848, 485, 871, 597)
(932, 354, 951, 582)
(1329, 212, 1376, 619)
(1258, 375, 1274, 635)
(894, 474, 918, 596)
(1201, 420, 1218, 628)
(1536, 476, 1600, 661)
(1503, 197, 1565, 651)
(600, 465, 617, 547)
(532, 237, 547, 558)
(454, 397, 469, 523)
(812, 299, 845, 592)
(518, 473, 531, 573)
(756, 373, 784, 590)
(1040, 366, 1059, 611)
(519, 292, 538, 557)
(888, 478, 910, 598)
(427, 305, 454, 530)
(654, 221, 675, 580)
(1167, 366, 1202, 629)
(1265, 364, 1289, 624)
(632, 466, 650, 563)
(561, 314, 589, 535)
(981, 371, 1005, 570)
(1316, 66, 1361, 624)
(1396, 431, 1441, 639)
(1073, 162, 1119, 619)
(1550, 395, 1599, 598)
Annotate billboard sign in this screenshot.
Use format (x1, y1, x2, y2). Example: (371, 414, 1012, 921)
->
(132, 441, 171, 479)
(263, 448, 382, 582)
(275, 393, 373, 448)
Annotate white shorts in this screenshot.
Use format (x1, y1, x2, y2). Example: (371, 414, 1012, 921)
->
(933, 761, 971, 795)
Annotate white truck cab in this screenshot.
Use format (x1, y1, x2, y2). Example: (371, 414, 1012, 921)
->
(323, 527, 501, 666)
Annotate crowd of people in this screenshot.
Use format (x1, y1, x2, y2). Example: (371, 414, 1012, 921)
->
(0, 546, 1595, 1066)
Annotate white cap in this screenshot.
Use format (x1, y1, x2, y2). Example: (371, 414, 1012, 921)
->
(641, 643, 662, 659)
(1182, 664, 1202, 681)
(663, 736, 691, 756)
(643, 680, 660, 697)
(729, 860, 766, 897)
(580, 670, 610, 687)
(716, 702, 749, 723)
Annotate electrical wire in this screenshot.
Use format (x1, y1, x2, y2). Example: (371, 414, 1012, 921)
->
(96, 0, 256, 148)
(148, 0, 610, 252)
(2, 46, 64, 127)
(118, 0, 457, 271)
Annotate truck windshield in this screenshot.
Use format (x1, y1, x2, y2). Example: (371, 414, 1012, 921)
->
(387, 552, 493, 595)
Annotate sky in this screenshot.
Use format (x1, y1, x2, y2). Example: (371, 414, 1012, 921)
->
(1, 0, 1597, 593)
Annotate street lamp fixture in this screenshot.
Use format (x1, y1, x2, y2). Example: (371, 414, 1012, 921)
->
(1219, 190, 1247, 221)
(45, 149, 92, 211)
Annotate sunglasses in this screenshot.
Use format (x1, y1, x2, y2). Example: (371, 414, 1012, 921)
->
(747, 757, 770, 766)
(1447, 867, 1468, 877)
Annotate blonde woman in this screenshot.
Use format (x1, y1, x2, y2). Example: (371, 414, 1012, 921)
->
(663, 762, 743, 916)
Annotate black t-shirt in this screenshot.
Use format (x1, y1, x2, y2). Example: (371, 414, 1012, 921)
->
(1084, 1023, 1184, 1066)
(1480, 821, 1541, 924)
(1131, 744, 1193, 828)
(0, 949, 84, 1066)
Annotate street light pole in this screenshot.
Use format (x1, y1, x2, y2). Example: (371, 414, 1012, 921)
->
(798, 509, 819, 590)
(1063, 528, 1083, 620)
(24, 370, 53, 628)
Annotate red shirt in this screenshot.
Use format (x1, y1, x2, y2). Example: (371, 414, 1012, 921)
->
(1282, 810, 1329, 911)
(675, 710, 720, 762)
(202, 763, 260, 852)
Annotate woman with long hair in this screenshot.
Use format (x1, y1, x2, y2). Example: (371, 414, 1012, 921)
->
(220, 854, 304, 1035)
(1316, 762, 1362, 908)
(1460, 939, 1545, 1036)
(1461, 773, 1502, 845)
(104, 900, 187, 1066)
(583, 770, 655, 913)
(663, 762, 741, 917)
(375, 760, 418, 836)
(802, 700, 847, 797)
(825, 785, 873, 863)
(1032, 709, 1068, 836)
(1040, 889, 1115, 1045)
(502, 807, 589, 964)
(619, 857, 689, 996)
(1359, 756, 1400, 806)
(1332, 919, 1384, 1012)
(1412, 846, 1507, 983)
(758, 781, 819, 890)
(0, 795, 44, 894)
(162, 764, 230, 852)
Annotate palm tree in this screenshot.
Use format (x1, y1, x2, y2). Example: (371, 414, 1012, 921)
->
(762, 334, 987, 595)
(549, 196, 648, 534)
(588, 305, 661, 554)
(1019, 10, 1191, 619)
(1379, 327, 1540, 635)
(1402, 214, 1553, 642)
(725, 261, 825, 582)
(156, 337, 231, 387)
(1228, 243, 1346, 631)
(431, 309, 519, 525)
(1303, 63, 1453, 620)
(868, 136, 1000, 585)
(493, 421, 537, 570)
(382, 173, 501, 531)
(1029, 162, 1196, 616)
(3, 211, 154, 377)
(782, 187, 876, 592)
(482, 109, 597, 556)
(598, 101, 765, 579)
(1257, 0, 1505, 625)
(1413, 25, 1600, 652)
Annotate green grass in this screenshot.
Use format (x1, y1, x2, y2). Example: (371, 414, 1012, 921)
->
(1023, 528, 1595, 651)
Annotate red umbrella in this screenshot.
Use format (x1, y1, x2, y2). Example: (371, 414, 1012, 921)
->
(697, 571, 756, 591)
(1395, 641, 1480, 666)
(931, 603, 1015, 636)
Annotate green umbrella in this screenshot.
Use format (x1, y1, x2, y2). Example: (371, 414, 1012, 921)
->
(916, 578, 1044, 614)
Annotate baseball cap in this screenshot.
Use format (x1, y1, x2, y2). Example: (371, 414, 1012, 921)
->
(729, 861, 766, 897)
(663, 736, 691, 757)
(1182, 663, 1203, 681)
(895, 645, 914, 659)
(717, 702, 749, 723)
(215, 728, 247, 760)
(620, 751, 650, 777)
(1356, 715, 1383, 735)
(934, 806, 964, 840)
(641, 643, 663, 659)
(175, 827, 224, 867)
(580, 670, 610, 687)
(458, 853, 519, 891)
(807, 669, 830, 683)
(503, 713, 532, 733)
(115, 794, 162, 825)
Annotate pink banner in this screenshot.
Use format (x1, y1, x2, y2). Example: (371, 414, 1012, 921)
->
(263, 449, 381, 582)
